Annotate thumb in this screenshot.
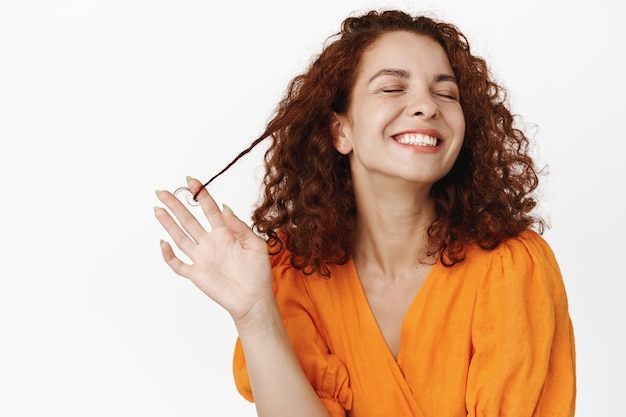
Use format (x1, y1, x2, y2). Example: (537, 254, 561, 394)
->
(221, 204, 263, 250)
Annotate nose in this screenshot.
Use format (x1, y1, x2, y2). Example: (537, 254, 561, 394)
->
(405, 91, 438, 119)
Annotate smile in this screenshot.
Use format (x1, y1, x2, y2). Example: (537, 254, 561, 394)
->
(393, 133, 440, 147)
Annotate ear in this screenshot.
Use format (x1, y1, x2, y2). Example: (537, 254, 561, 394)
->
(330, 113, 353, 155)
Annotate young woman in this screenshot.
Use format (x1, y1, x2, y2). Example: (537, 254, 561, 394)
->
(154, 10, 576, 417)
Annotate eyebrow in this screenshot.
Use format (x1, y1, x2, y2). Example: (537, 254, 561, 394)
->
(435, 74, 458, 84)
(368, 69, 409, 84)
(368, 68, 458, 85)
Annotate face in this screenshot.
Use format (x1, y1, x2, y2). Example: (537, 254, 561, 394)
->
(333, 31, 465, 189)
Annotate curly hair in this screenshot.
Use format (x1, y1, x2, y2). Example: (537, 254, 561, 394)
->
(199, 10, 546, 276)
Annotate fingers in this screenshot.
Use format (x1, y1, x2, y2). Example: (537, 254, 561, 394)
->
(159, 239, 191, 278)
(186, 177, 226, 230)
(155, 177, 252, 275)
(154, 203, 198, 255)
(222, 204, 266, 252)
(154, 177, 231, 260)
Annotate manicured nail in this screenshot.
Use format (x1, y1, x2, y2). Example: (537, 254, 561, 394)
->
(186, 176, 192, 182)
(155, 189, 161, 196)
(222, 204, 234, 215)
(159, 239, 165, 245)
(153, 206, 161, 212)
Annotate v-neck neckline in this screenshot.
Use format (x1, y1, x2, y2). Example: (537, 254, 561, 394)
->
(347, 256, 441, 365)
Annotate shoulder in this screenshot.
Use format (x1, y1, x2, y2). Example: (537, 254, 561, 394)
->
(495, 230, 561, 278)
(267, 234, 354, 282)
(266, 240, 303, 297)
(464, 229, 560, 272)
(268, 238, 293, 271)
(266, 238, 329, 296)
(463, 230, 567, 303)
(500, 229, 558, 260)
(266, 237, 356, 321)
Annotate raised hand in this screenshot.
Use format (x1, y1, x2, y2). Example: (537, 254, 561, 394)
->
(154, 177, 273, 323)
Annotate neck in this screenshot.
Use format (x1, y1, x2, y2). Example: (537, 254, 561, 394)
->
(351, 179, 437, 280)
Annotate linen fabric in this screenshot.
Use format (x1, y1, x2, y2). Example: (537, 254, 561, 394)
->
(233, 230, 576, 416)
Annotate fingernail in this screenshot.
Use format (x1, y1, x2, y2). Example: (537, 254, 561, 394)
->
(222, 204, 234, 214)
(186, 176, 192, 182)
(153, 206, 161, 212)
(155, 189, 161, 196)
(159, 239, 165, 245)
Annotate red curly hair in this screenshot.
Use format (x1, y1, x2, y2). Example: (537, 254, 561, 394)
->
(200, 10, 545, 277)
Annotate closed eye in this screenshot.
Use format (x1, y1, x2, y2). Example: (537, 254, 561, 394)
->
(434, 91, 459, 101)
(381, 87, 405, 93)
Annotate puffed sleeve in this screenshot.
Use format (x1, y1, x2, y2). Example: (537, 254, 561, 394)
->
(466, 231, 576, 416)
(232, 246, 352, 416)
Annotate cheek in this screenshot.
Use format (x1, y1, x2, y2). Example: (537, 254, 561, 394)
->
(453, 107, 466, 130)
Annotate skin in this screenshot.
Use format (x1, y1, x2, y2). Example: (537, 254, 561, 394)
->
(334, 31, 465, 192)
(333, 31, 464, 358)
(155, 180, 328, 417)
(155, 30, 464, 415)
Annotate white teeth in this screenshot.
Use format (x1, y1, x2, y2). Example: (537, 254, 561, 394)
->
(396, 133, 438, 146)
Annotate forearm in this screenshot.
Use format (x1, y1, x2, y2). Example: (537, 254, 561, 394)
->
(235, 298, 330, 417)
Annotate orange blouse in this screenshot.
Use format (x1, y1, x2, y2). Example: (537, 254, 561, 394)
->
(233, 230, 576, 416)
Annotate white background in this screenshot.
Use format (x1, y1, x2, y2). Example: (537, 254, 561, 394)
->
(1, 0, 624, 415)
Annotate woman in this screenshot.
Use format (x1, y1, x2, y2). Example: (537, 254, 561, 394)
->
(154, 10, 576, 417)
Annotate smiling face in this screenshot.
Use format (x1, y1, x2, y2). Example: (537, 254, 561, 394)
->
(333, 31, 465, 190)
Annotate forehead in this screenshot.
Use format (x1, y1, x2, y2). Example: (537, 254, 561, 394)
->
(357, 31, 454, 78)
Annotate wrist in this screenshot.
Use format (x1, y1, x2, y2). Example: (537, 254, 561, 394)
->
(233, 294, 283, 339)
